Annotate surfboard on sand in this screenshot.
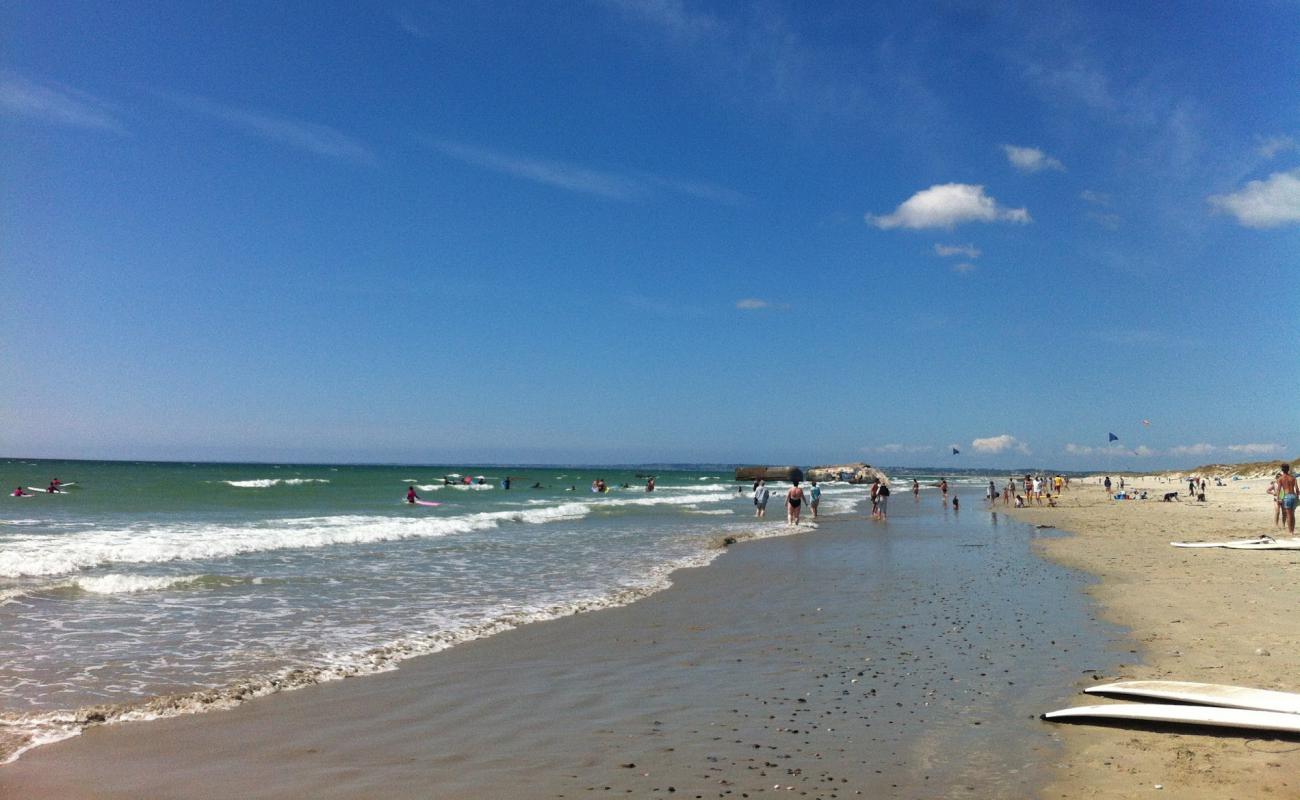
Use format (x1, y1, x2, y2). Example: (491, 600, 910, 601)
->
(1043, 703, 1300, 734)
(1171, 535, 1274, 548)
(1085, 681, 1300, 715)
(1222, 537, 1300, 550)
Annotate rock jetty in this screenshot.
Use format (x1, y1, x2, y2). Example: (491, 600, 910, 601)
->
(734, 466, 804, 483)
(805, 462, 890, 486)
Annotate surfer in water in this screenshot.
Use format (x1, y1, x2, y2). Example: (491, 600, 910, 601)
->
(12, 487, 26, 497)
(406, 485, 419, 504)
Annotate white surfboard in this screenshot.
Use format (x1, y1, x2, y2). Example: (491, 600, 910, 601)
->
(1085, 681, 1300, 715)
(1171, 536, 1273, 548)
(1222, 538, 1300, 550)
(1044, 703, 1300, 734)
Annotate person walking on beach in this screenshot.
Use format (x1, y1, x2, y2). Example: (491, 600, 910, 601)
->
(870, 479, 881, 517)
(786, 481, 805, 525)
(810, 481, 821, 518)
(1277, 464, 1298, 534)
(987, 480, 996, 503)
(753, 480, 770, 518)
(911, 479, 920, 499)
(876, 480, 890, 519)
(1103, 476, 1112, 494)
(939, 479, 949, 505)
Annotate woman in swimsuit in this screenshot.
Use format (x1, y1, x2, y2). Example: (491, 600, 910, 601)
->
(786, 481, 805, 525)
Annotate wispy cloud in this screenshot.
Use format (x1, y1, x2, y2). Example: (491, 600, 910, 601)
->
(735, 297, 788, 311)
(868, 184, 1030, 230)
(971, 434, 1029, 455)
(1080, 190, 1111, 205)
(933, 243, 980, 258)
(952, 262, 976, 274)
(865, 443, 933, 455)
(1065, 443, 1152, 457)
(1002, 144, 1064, 173)
(392, 9, 430, 37)
(1225, 443, 1284, 456)
(1207, 169, 1300, 229)
(1168, 443, 1215, 456)
(425, 139, 745, 204)
(163, 92, 375, 163)
(0, 73, 125, 133)
(1257, 135, 1296, 160)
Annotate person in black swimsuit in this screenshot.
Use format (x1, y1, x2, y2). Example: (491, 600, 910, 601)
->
(786, 481, 805, 525)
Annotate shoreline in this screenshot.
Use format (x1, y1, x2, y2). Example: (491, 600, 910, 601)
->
(1007, 477, 1299, 798)
(0, 497, 1110, 799)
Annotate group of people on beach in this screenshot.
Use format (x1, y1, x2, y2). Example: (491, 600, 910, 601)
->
(750, 479, 820, 525)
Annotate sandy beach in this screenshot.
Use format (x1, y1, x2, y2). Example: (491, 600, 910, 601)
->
(1, 493, 1114, 799)
(1009, 474, 1299, 798)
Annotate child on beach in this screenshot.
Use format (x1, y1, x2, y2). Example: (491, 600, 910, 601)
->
(810, 481, 821, 518)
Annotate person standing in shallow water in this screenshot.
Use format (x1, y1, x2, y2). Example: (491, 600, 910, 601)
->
(809, 481, 821, 518)
(786, 481, 805, 525)
(939, 479, 949, 505)
(753, 480, 770, 518)
(912, 479, 920, 499)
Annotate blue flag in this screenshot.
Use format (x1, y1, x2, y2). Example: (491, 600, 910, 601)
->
(1108, 432, 1119, 442)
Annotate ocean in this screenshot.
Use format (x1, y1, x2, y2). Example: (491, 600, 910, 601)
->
(1, 458, 887, 761)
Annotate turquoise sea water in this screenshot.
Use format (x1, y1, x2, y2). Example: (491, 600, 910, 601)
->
(0, 458, 872, 759)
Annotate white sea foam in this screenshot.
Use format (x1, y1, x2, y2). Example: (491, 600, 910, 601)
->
(221, 479, 331, 488)
(0, 503, 594, 578)
(72, 574, 206, 595)
(0, 542, 729, 765)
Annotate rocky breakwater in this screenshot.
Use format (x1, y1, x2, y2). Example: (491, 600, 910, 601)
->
(805, 462, 889, 486)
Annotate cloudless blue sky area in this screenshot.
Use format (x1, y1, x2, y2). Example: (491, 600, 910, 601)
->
(2, 1, 1297, 467)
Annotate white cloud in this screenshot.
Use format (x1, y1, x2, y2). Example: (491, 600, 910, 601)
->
(1225, 443, 1284, 455)
(1080, 190, 1111, 205)
(952, 262, 976, 274)
(165, 93, 374, 163)
(1066, 443, 1154, 458)
(1002, 144, 1064, 173)
(1257, 135, 1296, 159)
(0, 73, 124, 133)
(1064, 443, 1098, 456)
(735, 298, 769, 310)
(1169, 443, 1215, 456)
(392, 10, 429, 38)
(426, 139, 744, 204)
(867, 443, 933, 454)
(971, 434, 1029, 455)
(933, 243, 980, 258)
(1207, 169, 1300, 228)
(868, 184, 1030, 230)
(1132, 445, 1155, 457)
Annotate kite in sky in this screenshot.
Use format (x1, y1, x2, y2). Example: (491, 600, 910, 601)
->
(1108, 433, 1119, 442)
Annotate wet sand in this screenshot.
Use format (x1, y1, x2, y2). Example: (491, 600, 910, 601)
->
(2, 498, 1115, 799)
(1010, 477, 1300, 799)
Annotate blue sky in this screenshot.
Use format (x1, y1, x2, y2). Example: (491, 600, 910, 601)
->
(2, 1, 1297, 468)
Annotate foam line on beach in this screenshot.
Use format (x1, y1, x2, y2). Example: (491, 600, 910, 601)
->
(0, 503, 594, 578)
